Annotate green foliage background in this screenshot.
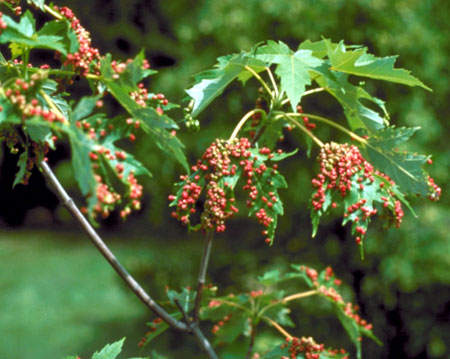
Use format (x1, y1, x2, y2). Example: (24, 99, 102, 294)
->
(0, 0, 448, 358)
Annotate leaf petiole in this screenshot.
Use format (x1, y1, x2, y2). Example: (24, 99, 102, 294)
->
(280, 87, 325, 106)
(280, 114, 324, 147)
(229, 108, 266, 142)
(244, 65, 274, 99)
(284, 112, 368, 145)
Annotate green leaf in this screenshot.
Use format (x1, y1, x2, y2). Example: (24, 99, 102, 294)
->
(37, 19, 79, 54)
(121, 49, 156, 86)
(68, 123, 96, 196)
(365, 127, 429, 195)
(72, 95, 102, 122)
(298, 38, 338, 59)
(326, 40, 431, 91)
(134, 107, 179, 131)
(0, 11, 68, 55)
(13, 151, 28, 188)
(258, 269, 282, 286)
(0, 97, 21, 124)
(100, 55, 188, 171)
(246, 148, 289, 245)
(314, 64, 387, 131)
(166, 287, 195, 313)
(335, 310, 362, 359)
(141, 313, 182, 347)
(213, 310, 249, 345)
(26, 120, 52, 142)
(185, 52, 266, 117)
(26, 0, 46, 11)
(92, 338, 125, 359)
(255, 40, 322, 111)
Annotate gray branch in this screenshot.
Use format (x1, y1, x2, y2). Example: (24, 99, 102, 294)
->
(39, 161, 219, 359)
(193, 230, 214, 322)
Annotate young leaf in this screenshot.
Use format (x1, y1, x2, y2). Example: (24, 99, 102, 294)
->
(313, 63, 387, 131)
(91, 338, 125, 359)
(365, 127, 430, 196)
(185, 52, 266, 117)
(26, 0, 46, 11)
(13, 151, 28, 188)
(298, 38, 338, 59)
(68, 122, 96, 196)
(326, 40, 431, 90)
(72, 95, 103, 122)
(100, 55, 188, 171)
(255, 40, 322, 111)
(0, 11, 68, 55)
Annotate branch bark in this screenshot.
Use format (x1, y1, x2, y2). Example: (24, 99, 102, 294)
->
(193, 230, 214, 322)
(39, 161, 220, 359)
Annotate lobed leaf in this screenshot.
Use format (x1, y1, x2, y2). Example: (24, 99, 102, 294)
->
(326, 40, 431, 90)
(0, 11, 69, 55)
(185, 52, 266, 117)
(255, 40, 322, 112)
(91, 338, 125, 359)
(365, 127, 430, 196)
(313, 63, 388, 131)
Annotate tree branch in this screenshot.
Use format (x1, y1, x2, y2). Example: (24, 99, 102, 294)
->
(39, 161, 221, 359)
(39, 161, 188, 330)
(193, 230, 214, 322)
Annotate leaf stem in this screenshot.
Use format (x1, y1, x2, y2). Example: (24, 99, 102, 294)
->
(266, 67, 279, 98)
(43, 4, 63, 20)
(245, 323, 257, 359)
(282, 290, 318, 303)
(193, 230, 214, 322)
(258, 290, 317, 318)
(284, 112, 368, 145)
(229, 108, 266, 142)
(40, 90, 67, 123)
(262, 316, 293, 340)
(244, 65, 274, 99)
(280, 114, 324, 147)
(280, 87, 325, 106)
(39, 162, 220, 359)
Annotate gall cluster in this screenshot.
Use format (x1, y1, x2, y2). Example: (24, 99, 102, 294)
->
(280, 336, 348, 359)
(311, 142, 405, 244)
(300, 265, 373, 332)
(169, 138, 282, 242)
(55, 6, 101, 76)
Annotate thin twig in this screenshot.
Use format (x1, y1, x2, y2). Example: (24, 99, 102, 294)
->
(266, 67, 279, 98)
(229, 109, 265, 142)
(174, 298, 191, 325)
(281, 114, 324, 147)
(282, 290, 317, 303)
(40, 161, 221, 358)
(39, 161, 189, 331)
(262, 316, 293, 340)
(245, 323, 257, 359)
(193, 230, 214, 322)
(280, 87, 325, 106)
(244, 65, 274, 99)
(284, 112, 368, 145)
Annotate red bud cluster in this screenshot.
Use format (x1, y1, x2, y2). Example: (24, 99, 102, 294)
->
(55, 6, 101, 76)
(297, 106, 316, 131)
(280, 336, 348, 359)
(170, 138, 280, 241)
(311, 142, 405, 243)
(298, 265, 373, 331)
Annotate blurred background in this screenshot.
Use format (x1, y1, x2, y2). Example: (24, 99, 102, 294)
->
(0, 0, 449, 358)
